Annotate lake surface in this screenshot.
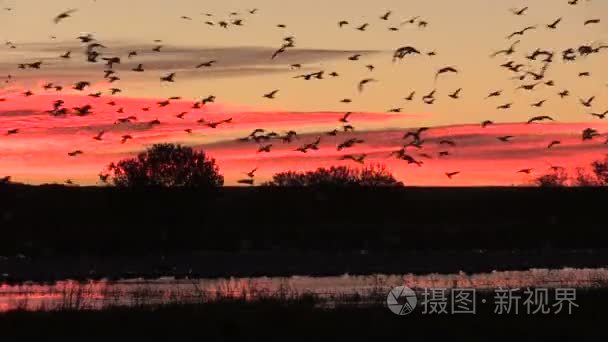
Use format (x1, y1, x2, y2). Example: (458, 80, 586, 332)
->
(1, 267, 607, 312)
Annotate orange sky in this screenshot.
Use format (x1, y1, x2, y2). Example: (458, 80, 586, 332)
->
(0, 0, 607, 185)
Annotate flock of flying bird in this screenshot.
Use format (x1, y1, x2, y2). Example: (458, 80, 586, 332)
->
(0, 1, 607, 185)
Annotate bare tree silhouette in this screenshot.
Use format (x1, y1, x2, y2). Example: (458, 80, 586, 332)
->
(533, 156, 608, 187)
(106, 143, 224, 188)
(262, 164, 403, 187)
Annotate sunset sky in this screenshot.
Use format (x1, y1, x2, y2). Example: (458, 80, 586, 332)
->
(0, 0, 607, 185)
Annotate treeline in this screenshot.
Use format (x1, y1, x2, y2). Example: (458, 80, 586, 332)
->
(1, 184, 608, 257)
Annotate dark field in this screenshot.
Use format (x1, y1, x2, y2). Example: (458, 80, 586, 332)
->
(1, 290, 607, 340)
(1, 184, 608, 280)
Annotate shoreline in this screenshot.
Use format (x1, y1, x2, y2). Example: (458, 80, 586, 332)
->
(3, 249, 608, 283)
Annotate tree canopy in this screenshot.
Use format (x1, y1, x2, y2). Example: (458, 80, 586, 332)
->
(533, 156, 608, 187)
(105, 144, 224, 188)
(262, 164, 403, 187)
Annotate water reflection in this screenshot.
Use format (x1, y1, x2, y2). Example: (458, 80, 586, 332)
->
(1, 268, 607, 312)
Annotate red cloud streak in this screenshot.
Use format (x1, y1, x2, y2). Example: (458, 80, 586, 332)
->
(1, 92, 607, 186)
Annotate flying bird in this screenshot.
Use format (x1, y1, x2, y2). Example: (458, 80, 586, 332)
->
(263, 90, 279, 99)
(54, 9, 77, 24)
(161, 73, 176, 82)
(448, 88, 462, 99)
(507, 26, 536, 39)
(547, 17, 562, 29)
(445, 172, 460, 179)
(531, 100, 546, 108)
(584, 19, 600, 26)
(257, 144, 273, 153)
(580, 96, 595, 107)
(340, 154, 367, 164)
(93, 131, 105, 141)
(358, 78, 377, 92)
(527, 115, 554, 124)
(196, 60, 216, 68)
(582, 128, 600, 141)
(393, 46, 420, 62)
(356, 23, 369, 31)
(435, 66, 458, 82)
(68, 150, 83, 157)
(121, 135, 133, 144)
(591, 111, 608, 119)
(510, 7, 528, 16)
(486, 90, 502, 98)
(548, 140, 561, 149)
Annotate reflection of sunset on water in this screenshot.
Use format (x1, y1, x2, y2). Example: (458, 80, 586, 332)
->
(1, 268, 607, 312)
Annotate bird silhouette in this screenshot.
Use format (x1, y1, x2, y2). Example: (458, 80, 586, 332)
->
(591, 111, 608, 119)
(435, 66, 458, 82)
(422, 90, 436, 104)
(486, 90, 502, 98)
(584, 19, 600, 26)
(121, 135, 133, 144)
(340, 154, 366, 164)
(527, 115, 554, 124)
(358, 78, 377, 92)
(201, 95, 216, 104)
(356, 23, 369, 31)
(445, 172, 460, 179)
(548, 140, 561, 149)
(531, 100, 546, 107)
(264, 90, 280, 99)
(337, 138, 364, 151)
(547, 17, 562, 29)
(257, 144, 273, 153)
(393, 46, 420, 62)
(339, 112, 353, 123)
(507, 26, 536, 39)
(73, 105, 93, 116)
(580, 96, 595, 107)
(582, 128, 600, 141)
(510, 7, 528, 16)
(160, 73, 176, 82)
(54, 9, 77, 24)
(93, 131, 105, 141)
(481, 120, 494, 128)
(498, 136, 514, 142)
(448, 88, 462, 99)
(68, 150, 83, 157)
(196, 60, 216, 68)
(517, 82, 541, 91)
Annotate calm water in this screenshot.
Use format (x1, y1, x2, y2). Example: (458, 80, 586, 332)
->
(1, 268, 607, 312)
